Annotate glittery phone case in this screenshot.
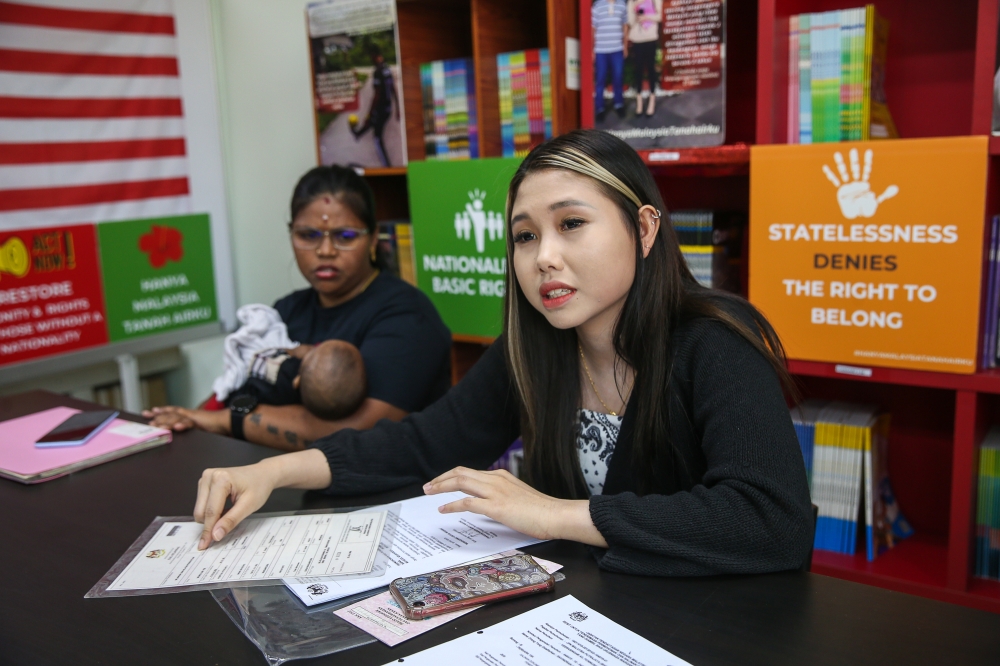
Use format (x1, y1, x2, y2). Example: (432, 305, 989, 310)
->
(388, 554, 555, 619)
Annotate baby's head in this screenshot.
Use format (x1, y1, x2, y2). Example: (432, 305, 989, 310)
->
(296, 340, 367, 420)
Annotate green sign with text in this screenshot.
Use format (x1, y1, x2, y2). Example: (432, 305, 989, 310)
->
(98, 214, 218, 342)
(408, 158, 522, 338)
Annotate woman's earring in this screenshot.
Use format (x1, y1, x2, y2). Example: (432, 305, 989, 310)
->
(370, 245, 377, 262)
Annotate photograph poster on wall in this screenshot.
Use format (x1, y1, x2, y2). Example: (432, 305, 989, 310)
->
(306, 0, 407, 169)
(590, 0, 725, 149)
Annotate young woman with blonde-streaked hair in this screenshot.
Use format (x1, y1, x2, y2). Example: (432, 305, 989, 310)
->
(190, 130, 813, 576)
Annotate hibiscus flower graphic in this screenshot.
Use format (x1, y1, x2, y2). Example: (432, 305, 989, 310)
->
(138, 225, 184, 268)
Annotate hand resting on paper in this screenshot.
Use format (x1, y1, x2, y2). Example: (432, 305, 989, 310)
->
(192, 448, 331, 549)
(423, 467, 609, 548)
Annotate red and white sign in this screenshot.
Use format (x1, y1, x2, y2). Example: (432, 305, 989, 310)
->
(0, 0, 193, 231)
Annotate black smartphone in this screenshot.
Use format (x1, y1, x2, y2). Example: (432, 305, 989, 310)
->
(35, 409, 119, 448)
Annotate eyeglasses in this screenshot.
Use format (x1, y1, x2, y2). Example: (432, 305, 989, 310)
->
(289, 226, 370, 251)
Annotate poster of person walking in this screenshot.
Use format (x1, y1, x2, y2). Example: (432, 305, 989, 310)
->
(585, 0, 726, 149)
(306, 0, 407, 168)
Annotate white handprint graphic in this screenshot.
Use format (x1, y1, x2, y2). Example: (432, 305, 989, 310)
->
(822, 148, 899, 219)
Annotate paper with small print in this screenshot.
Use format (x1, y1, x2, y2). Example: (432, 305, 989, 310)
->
(107, 510, 386, 591)
(284, 493, 543, 606)
(387, 594, 693, 666)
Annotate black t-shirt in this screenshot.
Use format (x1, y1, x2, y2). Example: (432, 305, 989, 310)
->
(273, 272, 452, 413)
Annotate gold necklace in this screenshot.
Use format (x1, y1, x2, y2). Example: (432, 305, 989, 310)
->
(578, 343, 628, 416)
(358, 269, 380, 292)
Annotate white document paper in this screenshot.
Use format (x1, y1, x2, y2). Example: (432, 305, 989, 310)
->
(285, 492, 542, 606)
(108, 510, 386, 591)
(389, 594, 694, 666)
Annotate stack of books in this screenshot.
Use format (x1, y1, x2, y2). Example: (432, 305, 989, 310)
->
(377, 221, 417, 286)
(976, 426, 1000, 580)
(980, 216, 1000, 368)
(790, 400, 913, 560)
(787, 5, 897, 143)
(420, 58, 479, 160)
(497, 48, 552, 158)
(670, 210, 745, 292)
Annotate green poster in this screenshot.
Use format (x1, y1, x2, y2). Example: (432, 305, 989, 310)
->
(97, 213, 218, 342)
(408, 157, 522, 338)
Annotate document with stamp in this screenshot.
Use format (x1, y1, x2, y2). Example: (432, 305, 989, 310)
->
(104, 510, 386, 592)
(284, 492, 542, 606)
(390, 595, 693, 665)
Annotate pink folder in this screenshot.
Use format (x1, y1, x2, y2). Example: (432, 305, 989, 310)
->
(0, 407, 172, 484)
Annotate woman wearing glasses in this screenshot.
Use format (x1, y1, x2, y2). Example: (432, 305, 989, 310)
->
(147, 166, 452, 451)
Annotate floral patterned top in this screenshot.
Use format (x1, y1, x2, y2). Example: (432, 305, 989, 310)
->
(577, 409, 622, 495)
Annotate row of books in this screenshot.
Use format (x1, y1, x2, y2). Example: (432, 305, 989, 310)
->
(791, 400, 913, 559)
(787, 5, 897, 144)
(976, 426, 1000, 580)
(980, 216, 1000, 368)
(377, 221, 417, 286)
(420, 58, 479, 160)
(498, 48, 552, 158)
(670, 210, 745, 293)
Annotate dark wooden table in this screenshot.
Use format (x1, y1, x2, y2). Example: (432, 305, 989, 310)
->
(2, 390, 999, 665)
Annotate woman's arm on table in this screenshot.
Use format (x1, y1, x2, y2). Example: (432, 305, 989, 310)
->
(145, 398, 407, 451)
(193, 448, 330, 549)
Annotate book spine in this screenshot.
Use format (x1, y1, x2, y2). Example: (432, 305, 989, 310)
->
(983, 216, 999, 368)
(432, 60, 448, 158)
(466, 58, 479, 159)
(788, 15, 800, 143)
(540, 48, 553, 140)
(798, 13, 812, 144)
(839, 10, 851, 141)
(420, 63, 436, 158)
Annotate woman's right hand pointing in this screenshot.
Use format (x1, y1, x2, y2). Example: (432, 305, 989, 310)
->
(193, 464, 275, 549)
(192, 449, 333, 549)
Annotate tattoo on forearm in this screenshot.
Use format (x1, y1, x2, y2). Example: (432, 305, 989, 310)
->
(249, 413, 262, 426)
(266, 424, 279, 435)
(284, 431, 299, 445)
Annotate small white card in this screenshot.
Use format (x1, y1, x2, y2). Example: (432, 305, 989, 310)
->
(108, 422, 167, 439)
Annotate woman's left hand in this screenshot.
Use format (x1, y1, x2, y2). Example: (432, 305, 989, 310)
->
(423, 467, 608, 547)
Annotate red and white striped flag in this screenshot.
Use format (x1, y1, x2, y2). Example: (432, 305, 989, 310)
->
(0, 0, 192, 230)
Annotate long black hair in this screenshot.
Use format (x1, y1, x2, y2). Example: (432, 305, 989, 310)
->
(503, 129, 795, 498)
(289, 165, 383, 268)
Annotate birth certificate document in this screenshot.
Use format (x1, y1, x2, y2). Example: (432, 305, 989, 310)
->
(105, 510, 387, 592)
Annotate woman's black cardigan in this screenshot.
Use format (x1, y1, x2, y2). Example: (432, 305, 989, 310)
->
(310, 311, 815, 576)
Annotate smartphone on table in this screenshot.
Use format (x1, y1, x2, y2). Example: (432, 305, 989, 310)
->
(389, 553, 555, 620)
(35, 409, 119, 448)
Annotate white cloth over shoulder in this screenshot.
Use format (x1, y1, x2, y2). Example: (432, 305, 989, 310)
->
(212, 304, 298, 401)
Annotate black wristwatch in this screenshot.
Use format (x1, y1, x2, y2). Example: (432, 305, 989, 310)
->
(229, 393, 258, 440)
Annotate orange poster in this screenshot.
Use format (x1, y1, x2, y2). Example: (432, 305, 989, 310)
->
(749, 137, 989, 374)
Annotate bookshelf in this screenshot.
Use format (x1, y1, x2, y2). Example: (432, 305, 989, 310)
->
(349, 0, 1000, 613)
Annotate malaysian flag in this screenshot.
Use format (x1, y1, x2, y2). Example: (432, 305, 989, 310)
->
(0, 0, 192, 230)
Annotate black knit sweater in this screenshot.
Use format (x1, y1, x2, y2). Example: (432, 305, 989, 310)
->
(310, 311, 814, 576)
